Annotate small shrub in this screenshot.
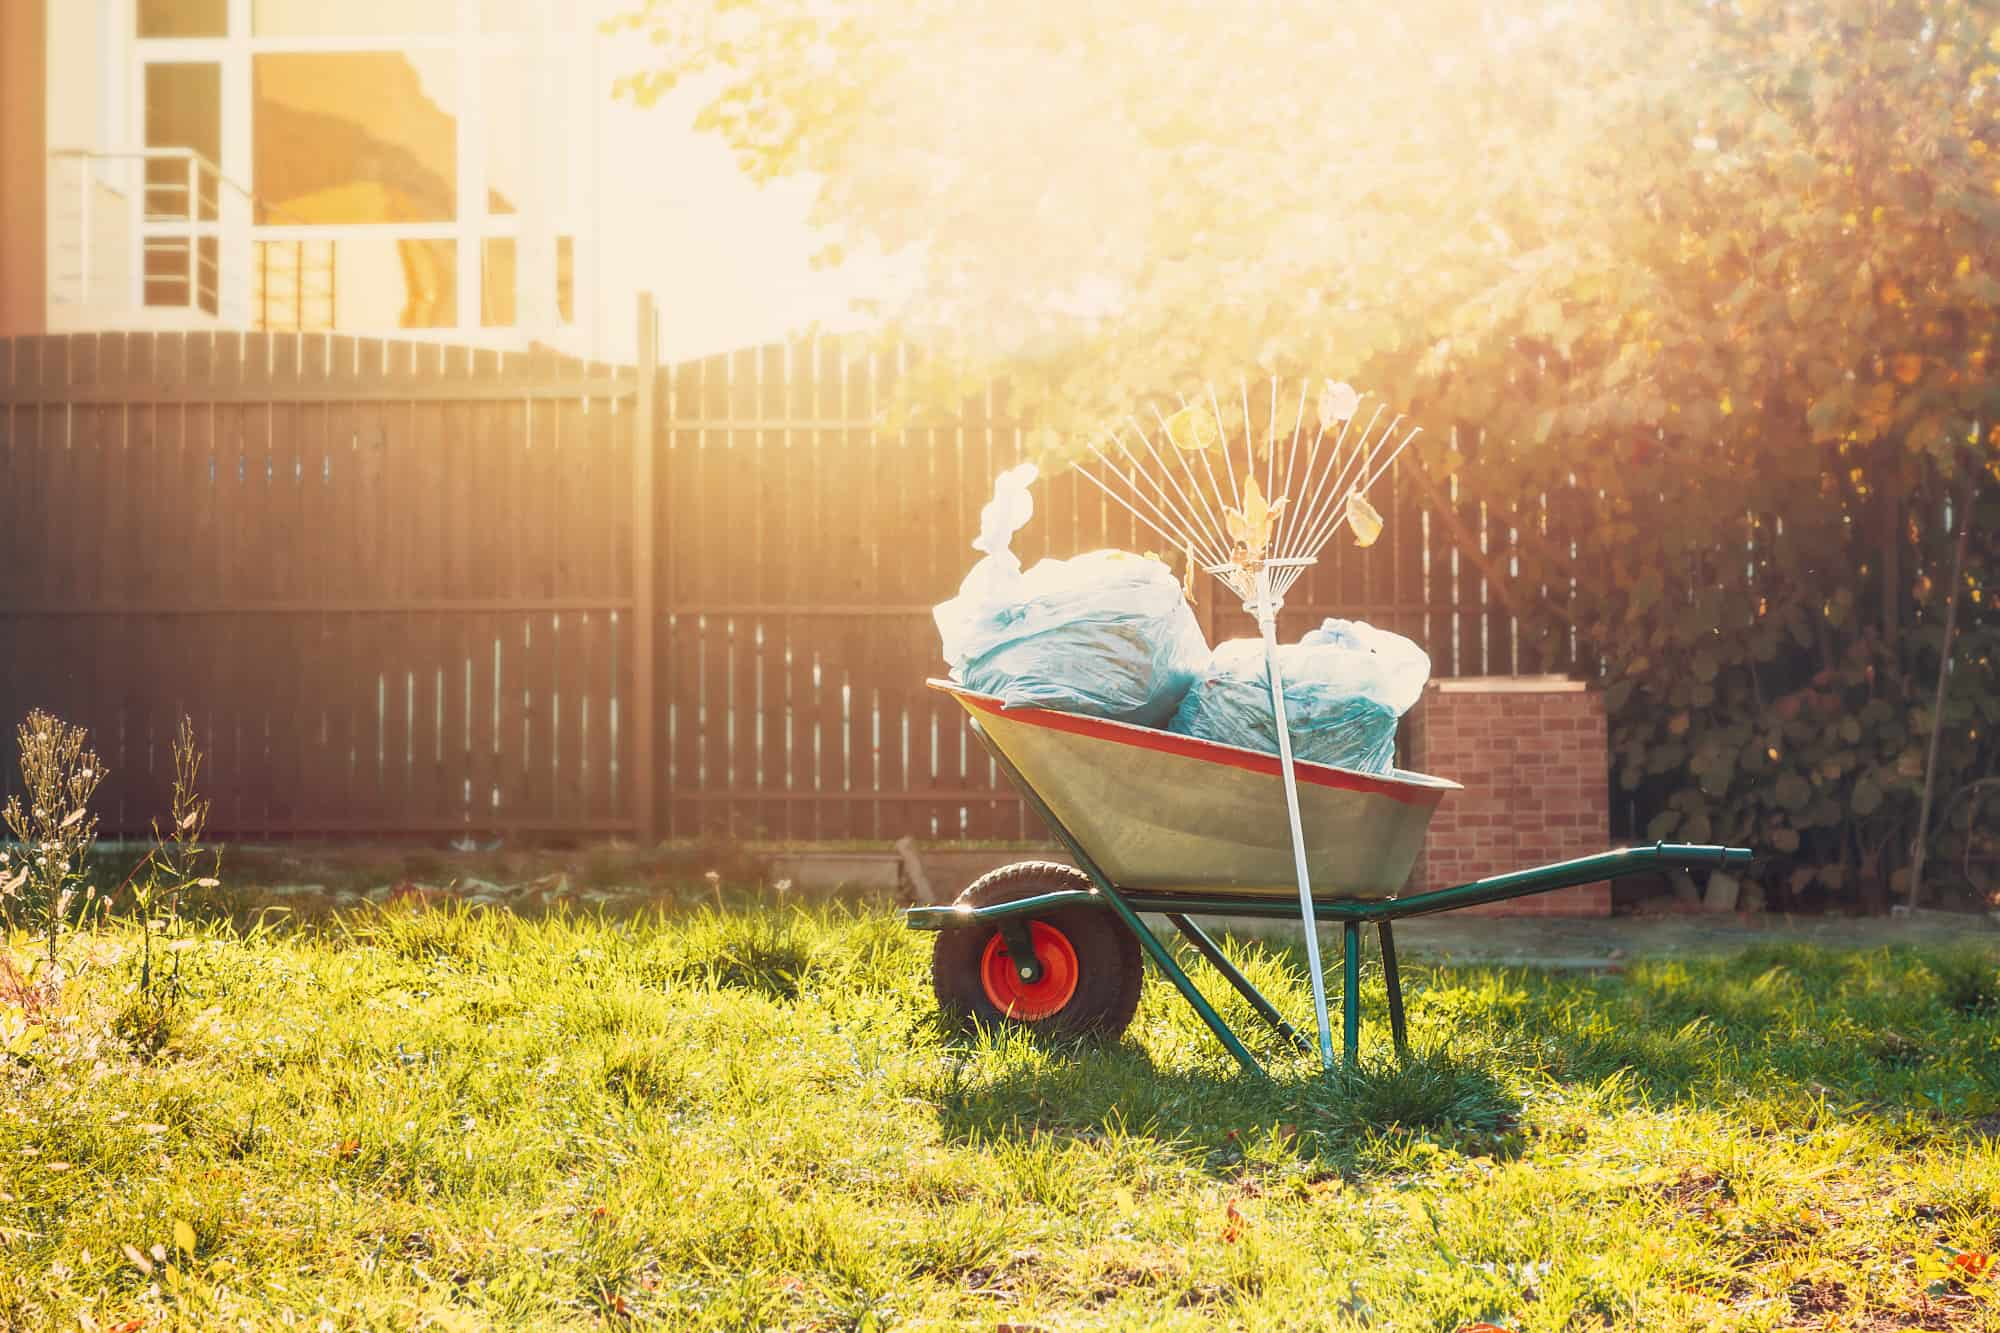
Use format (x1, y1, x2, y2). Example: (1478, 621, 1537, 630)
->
(120, 718, 220, 1012)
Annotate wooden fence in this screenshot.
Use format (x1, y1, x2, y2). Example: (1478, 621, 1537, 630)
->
(0, 299, 1577, 842)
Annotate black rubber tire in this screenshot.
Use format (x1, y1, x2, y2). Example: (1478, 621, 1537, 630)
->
(930, 861, 1144, 1039)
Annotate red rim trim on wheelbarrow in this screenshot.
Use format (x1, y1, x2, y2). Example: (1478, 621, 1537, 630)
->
(980, 922, 1080, 1020)
(936, 681, 1452, 808)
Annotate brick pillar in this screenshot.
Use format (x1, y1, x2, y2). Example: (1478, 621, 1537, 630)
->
(1408, 676, 1613, 916)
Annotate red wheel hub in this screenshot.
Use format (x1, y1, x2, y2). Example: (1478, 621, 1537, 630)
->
(979, 921, 1080, 1020)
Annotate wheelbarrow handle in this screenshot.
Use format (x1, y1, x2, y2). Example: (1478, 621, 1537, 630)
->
(1657, 842, 1757, 869)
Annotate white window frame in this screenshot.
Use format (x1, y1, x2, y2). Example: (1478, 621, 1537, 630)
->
(123, 0, 586, 343)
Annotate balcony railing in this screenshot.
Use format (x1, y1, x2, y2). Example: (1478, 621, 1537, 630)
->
(49, 148, 335, 334)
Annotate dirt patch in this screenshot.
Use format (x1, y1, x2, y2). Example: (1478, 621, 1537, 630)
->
(1659, 1167, 1732, 1213)
(1786, 1276, 1847, 1317)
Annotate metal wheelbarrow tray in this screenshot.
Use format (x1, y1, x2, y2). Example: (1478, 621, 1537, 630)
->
(907, 680, 1754, 1075)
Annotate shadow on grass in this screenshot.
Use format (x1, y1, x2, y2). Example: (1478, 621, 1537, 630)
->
(930, 1029, 1520, 1172)
(927, 937, 2000, 1164)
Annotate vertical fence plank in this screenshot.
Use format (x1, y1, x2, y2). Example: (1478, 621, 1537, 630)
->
(616, 366, 638, 832)
(663, 354, 700, 839)
(408, 343, 445, 828)
(236, 332, 273, 831)
(0, 344, 25, 807)
(145, 335, 186, 820)
(69, 336, 114, 822)
(466, 348, 502, 836)
(694, 352, 729, 834)
(269, 332, 306, 829)
(787, 343, 822, 841)
(294, 335, 331, 825)
(323, 336, 361, 825)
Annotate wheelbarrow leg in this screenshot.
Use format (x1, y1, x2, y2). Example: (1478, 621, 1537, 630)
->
(1091, 894, 1264, 1077)
(1341, 922, 1361, 1066)
(1377, 921, 1408, 1058)
(1166, 914, 1313, 1056)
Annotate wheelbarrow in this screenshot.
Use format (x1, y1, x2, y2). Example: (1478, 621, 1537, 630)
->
(906, 680, 1754, 1076)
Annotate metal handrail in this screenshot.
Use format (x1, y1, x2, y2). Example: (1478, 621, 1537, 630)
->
(50, 147, 328, 330)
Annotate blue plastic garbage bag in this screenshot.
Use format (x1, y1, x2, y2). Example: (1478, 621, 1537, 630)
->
(936, 549, 1209, 727)
(935, 465, 1209, 726)
(1167, 619, 1430, 772)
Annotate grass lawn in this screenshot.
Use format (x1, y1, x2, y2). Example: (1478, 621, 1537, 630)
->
(2, 901, 1997, 1331)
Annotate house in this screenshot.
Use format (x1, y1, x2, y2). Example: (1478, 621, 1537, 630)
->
(0, 0, 606, 356)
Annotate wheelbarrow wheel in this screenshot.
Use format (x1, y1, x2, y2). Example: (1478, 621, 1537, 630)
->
(931, 861, 1143, 1038)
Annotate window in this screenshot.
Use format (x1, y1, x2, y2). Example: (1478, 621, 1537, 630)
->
(253, 52, 458, 223)
(332, 236, 457, 329)
(481, 237, 516, 327)
(143, 62, 221, 220)
(252, 239, 337, 331)
(138, 0, 227, 38)
(252, 0, 455, 36)
(144, 236, 219, 315)
(483, 47, 526, 216)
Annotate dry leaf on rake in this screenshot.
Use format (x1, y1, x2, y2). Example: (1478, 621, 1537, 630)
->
(1345, 491, 1384, 547)
(1162, 403, 1221, 452)
(1224, 476, 1286, 565)
(1317, 380, 1360, 426)
(1182, 540, 1200, 604)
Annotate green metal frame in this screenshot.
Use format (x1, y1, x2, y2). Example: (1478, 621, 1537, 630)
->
(908, 719, 1754, 1077)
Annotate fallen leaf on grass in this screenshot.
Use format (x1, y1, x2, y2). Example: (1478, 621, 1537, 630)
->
(121, 1243, 153, 1276)
(1221, 1199, 1246, 1244)
(1949, 1251, 1991, 1279)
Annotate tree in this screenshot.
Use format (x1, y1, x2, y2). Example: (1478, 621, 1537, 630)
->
(617, 0, 1998, 907)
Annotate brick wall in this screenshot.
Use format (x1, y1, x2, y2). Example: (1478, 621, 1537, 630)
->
(1408, 677, 1612, 916)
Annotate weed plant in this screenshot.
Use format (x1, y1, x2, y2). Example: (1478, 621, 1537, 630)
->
(1, 709, 105, 971)
(111, 718, 222, 1054)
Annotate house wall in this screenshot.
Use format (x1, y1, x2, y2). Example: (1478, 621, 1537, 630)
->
(1409, 677, 1614, 917)
(0, 0, 48, 335)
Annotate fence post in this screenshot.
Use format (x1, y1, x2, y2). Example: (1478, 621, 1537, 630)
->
(632, 292, 660, 843)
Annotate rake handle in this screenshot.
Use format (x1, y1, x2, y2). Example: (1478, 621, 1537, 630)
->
(1254, 569, 1336, 1070)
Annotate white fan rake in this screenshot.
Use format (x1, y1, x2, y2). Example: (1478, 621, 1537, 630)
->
(1072, 376, 1421, 1069)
